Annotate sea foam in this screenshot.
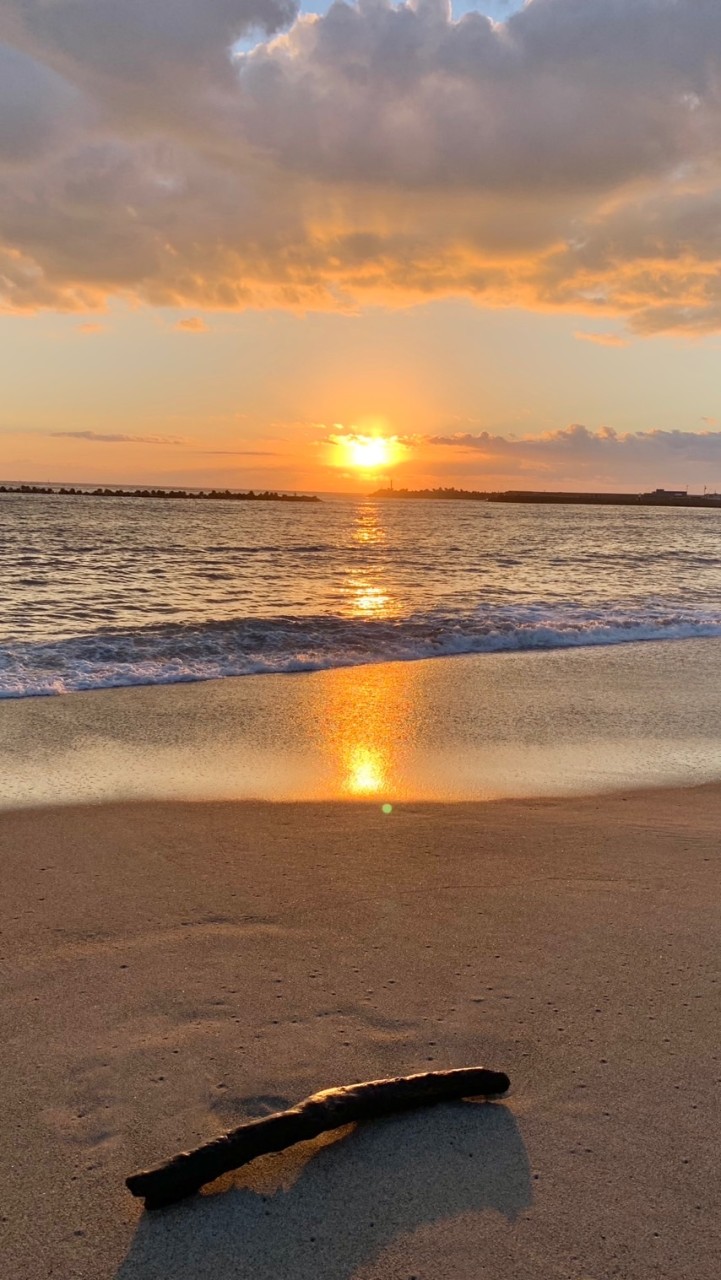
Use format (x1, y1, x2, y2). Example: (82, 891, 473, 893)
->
(3, 607, 721, 698)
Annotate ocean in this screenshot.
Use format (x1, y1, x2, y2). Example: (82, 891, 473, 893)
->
(3, 492, 721, 698)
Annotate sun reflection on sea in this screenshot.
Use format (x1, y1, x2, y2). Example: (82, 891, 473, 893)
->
(353, 506, 387, 545)
(351, 584, 391, 615)
(345, 504, 394, 617)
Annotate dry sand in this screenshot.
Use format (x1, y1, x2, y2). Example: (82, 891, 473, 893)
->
(2, 788, 720, 1279)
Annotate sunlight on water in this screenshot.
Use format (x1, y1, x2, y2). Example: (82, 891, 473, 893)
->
(341, 504, 395, 617)
(350, 584, 392, 616)
(352, 505, 387, 545)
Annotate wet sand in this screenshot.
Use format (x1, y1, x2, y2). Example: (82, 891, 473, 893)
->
(5, 639, 721, 810)
(2, 787, 720, 1279)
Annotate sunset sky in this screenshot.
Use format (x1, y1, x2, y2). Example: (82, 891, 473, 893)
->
(5, 0, 721, 492)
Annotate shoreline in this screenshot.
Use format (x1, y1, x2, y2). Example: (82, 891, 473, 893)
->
(3, 787, 720, 1279)
(4, 639, 721, 809)
(3, 625, 721, 701)
(371, 485, 721, 509)
(0, 485, 320, 503)
(6, 622, 721, 702)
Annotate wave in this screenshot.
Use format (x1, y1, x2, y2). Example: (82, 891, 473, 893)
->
(3, 606, 721, 698)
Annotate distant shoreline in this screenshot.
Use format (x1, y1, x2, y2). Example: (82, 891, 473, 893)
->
(0, 483, 320, 503)
(371, 486, 721, 509)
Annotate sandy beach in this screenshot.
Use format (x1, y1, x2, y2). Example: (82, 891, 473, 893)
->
(3, 782, 720, 1279)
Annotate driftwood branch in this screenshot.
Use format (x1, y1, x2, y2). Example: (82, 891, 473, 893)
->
(126, 1066, 510, 1210)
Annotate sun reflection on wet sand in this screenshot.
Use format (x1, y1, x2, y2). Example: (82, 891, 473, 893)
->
(6, 646, 721, 808)
(343, 743, 387, 795)
(309, 661, 411, 802)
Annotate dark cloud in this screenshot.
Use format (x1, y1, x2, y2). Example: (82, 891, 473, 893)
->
(431, 424, 721, 455)
(50, 431, 186, 444)
(0, 43, 86, 163)
(1, 0, 296, 131)
(425, 424, 721, 485)
(2, 1, 721, 329)
(236, 0, 718, 192)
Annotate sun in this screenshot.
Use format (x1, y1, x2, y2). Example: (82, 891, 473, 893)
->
(347, 437, 392, 469)
(334, 433, 403, 471)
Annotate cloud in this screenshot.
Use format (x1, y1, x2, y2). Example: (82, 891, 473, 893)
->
(574, 331, 628, 348)
(423, 424, 721, 486)
(3, 2, 721, 329)
(235, 1, 710, 193)
(1, 0, 296, 131)
(50, 430, 186, 444)
(78, 322, 104, 334)
(175, 316, 208, 332)
(0, 43, 86, 164)
(46, 431, 275, 452)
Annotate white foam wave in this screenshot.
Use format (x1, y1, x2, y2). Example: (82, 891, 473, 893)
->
(3, 608, 721, 698)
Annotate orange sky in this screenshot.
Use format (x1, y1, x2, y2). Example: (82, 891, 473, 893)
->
(4, 300, 721, 493)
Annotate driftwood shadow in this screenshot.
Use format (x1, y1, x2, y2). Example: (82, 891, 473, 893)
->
(117, 1102, 531, 1280)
